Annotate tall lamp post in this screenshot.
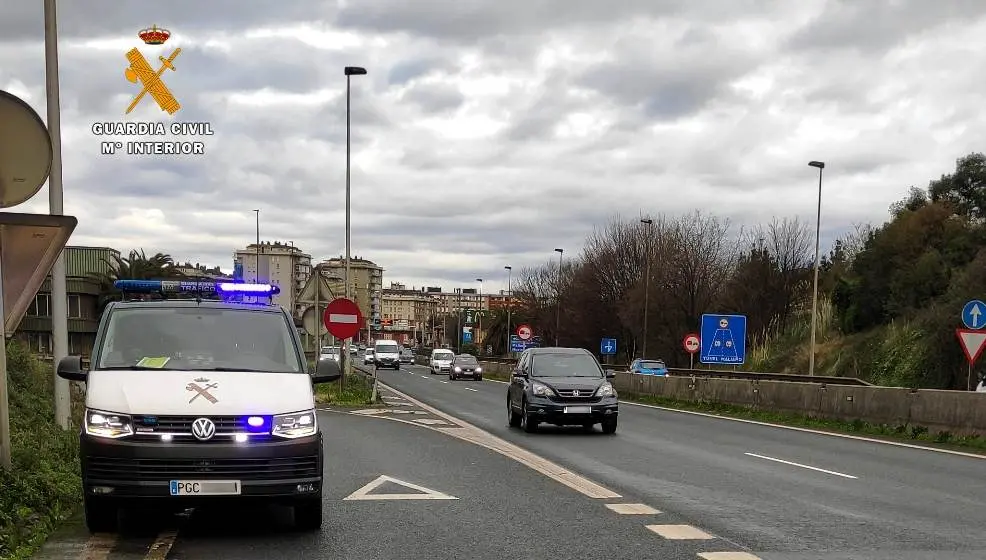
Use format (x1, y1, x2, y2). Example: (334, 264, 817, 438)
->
(253, 209, 260, 282)
(808, 160, 825, 377)
(640, 218, 653, 359)
(554, 248, 563, 346)
(504, 266, 512, 356)
(343, 65, 367, 379)
(476, 278, 483, 353)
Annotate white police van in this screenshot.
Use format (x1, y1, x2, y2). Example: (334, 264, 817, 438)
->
(56, 280, 341, 533)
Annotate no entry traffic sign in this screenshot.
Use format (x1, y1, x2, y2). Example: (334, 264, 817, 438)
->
(682, 333, 700, 354)
(323, 298, 363, 339)
(516, 324, 533, 341)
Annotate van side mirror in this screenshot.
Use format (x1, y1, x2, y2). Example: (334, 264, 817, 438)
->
(312, 357, 342, 384)
(57, 355, 87, 381)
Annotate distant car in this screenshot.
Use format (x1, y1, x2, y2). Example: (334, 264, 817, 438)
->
(629, 359, 668, 376)
(507, 347, 618, 434)
(449, 354, 482, 381)
(350, 345, 359, 355)
(374, 340, 401, 369)
(363, 348, 375, 365)
(319, 346, 341, 362)
(400, 348, 414, 364)
(430, 349, 455, 374)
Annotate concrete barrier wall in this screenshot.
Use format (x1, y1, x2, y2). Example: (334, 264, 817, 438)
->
(470, 360, 986, 437)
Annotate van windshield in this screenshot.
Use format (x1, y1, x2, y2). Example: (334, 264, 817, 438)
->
(96, 307, 303, 373)
(375, 343, 399, 353)
(434, 352, 454, 361)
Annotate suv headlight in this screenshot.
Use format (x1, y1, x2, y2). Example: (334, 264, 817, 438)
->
(596, 382, 616, 397)
(531, 381, 555, 397)
(85, 409, 134, 439)
(272, 409, 317, 439)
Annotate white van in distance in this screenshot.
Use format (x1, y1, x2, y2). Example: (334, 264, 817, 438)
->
(374, 339, 401, 369)
(430, 348, 455, 374)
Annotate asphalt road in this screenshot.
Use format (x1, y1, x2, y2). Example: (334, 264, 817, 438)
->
(374, 363, 986, 560)
(35, 397, 746, 560)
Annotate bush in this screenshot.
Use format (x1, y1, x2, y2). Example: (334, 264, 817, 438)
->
(0, 341, 81, 559)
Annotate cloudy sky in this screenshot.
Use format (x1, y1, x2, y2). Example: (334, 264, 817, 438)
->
(2, 1, 985, 294)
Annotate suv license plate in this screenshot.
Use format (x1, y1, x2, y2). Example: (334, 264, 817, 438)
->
(564, 406, 591, 414)
(170, 480, 241, 496)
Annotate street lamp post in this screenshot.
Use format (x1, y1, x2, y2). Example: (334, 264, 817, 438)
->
(554, 248, 563, 346)
(808, 160, 825, 377)
(476, 278, 483, 353)
(640, 218, 653, 359)
(343, 65, 367, 379)
(504, 266, 512, 356)
(253, 209, 260, 282)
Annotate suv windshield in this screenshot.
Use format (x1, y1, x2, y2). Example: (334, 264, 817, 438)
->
(96, 307, 303, 373)
(532, 353, 602, 377)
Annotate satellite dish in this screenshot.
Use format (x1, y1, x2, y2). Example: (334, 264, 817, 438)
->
(0, 90, 52, 208)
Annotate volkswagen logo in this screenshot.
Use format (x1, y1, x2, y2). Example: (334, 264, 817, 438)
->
(572, 390, 581, 397)
(191, 417, 216, 441)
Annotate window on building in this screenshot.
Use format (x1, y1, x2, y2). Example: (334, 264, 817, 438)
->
(67, 294, 82, 318)
(31, 332, 52, 354)
(29, 294, 50, 317)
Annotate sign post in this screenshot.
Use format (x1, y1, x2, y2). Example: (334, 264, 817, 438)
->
(699, 314, 747, 366)
(682, 333, 700, 369)
(323, 298, 365, 393)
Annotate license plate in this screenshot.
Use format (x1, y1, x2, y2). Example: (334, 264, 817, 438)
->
(170, 480, 241, 496)
(564, 406, 591, 414)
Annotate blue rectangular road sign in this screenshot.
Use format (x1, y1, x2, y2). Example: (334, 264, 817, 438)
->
(462, 329, 472, 343)
(699, 314, 746, 365)
(510, 334, 540, 352)
(600, 338, 617, 355)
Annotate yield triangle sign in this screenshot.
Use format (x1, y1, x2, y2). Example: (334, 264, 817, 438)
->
(342, 475, 457, 501)
(956, 329, 986, 365)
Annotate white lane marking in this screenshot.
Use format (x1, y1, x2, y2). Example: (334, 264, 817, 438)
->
(412, 418, 450, 425)
(699, 553, 764, 560)
(343, 474, 457, 500)
(744, 452, 857, 479)
(441, 381, 449, 384)
(379, 381, 621, 499)
(350, 409, 386, 415)
(143, 530, 178, 560)
(420, 375, 430, 379)
(79, 534, 116, 559)
(606, 503, 661, 515)
(646, 524, 715, 539)
(463, 387, 479, 392)
(620, 399, 986, 460)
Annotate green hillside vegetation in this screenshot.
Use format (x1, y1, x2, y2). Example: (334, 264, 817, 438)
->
(754, 153, 986, 389)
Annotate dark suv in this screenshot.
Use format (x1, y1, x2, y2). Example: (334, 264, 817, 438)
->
(506, 347, 618, 434)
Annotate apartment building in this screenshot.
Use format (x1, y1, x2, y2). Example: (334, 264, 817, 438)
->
(487, 289, 512, 310)
(319, 256, 383, 328)
(14, 246, 121, 357)
(233, 241, 312, 316)
(380, 283, 439, 345)
(175, 263, 230, 280)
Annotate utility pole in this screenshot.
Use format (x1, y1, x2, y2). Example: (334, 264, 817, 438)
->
(504, 266, 512, 356)
(476, 278, 483, 353)
(554, 248, 563, 346)
(808, 161, 825, 376)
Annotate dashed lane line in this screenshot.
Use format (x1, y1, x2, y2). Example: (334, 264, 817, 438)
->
(698, 553, 764, 560)
(606, 503, 661, 515)
(463, 387, 479, 392)
(646, 524, 715, 540)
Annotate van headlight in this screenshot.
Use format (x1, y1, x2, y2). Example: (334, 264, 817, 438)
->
(85, 409, 134, 439)
(272, 410, 317, 439)
(596, 383, 616, 397)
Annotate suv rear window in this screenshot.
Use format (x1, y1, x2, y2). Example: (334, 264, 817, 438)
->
(97, 307, 302, 373)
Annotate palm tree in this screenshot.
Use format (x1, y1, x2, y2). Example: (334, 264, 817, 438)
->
(91, 249, 183, 313)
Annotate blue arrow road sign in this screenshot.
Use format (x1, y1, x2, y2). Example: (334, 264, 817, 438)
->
(700, 314, 747, 365)
(462, 329, 473, 343)
(962, 300, 986, 329)
(600, 338, 617, 355)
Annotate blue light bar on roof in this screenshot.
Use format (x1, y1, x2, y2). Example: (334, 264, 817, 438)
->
(113, 279, 280, 296)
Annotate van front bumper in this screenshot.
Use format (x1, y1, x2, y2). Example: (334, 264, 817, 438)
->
(79, 432, 322, 505)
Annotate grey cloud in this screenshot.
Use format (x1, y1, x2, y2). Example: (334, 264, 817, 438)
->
(787, 0, 986, 54)
(0, 0, 334, 42)
(400, 82, 464, 113)
(387, 57, 452, 85)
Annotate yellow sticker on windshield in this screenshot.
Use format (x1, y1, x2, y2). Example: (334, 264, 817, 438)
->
(136, 356, 171, 368)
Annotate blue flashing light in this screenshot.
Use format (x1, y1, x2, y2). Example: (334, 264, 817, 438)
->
(245, 416, 268, 432)
(113, 279, 280, 296)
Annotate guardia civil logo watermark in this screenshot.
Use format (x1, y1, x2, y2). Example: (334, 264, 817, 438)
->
(92, 25, 214, 156)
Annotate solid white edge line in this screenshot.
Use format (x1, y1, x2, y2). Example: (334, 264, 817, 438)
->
(619, 399, 986, 460)
(474, 372, 985, 460)
(744, 452, 857, 479)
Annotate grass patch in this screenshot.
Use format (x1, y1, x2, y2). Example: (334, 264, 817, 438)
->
(620, 392, 986, 454)
(0, 341, 82, 559)
(314, 371, 379, 406)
